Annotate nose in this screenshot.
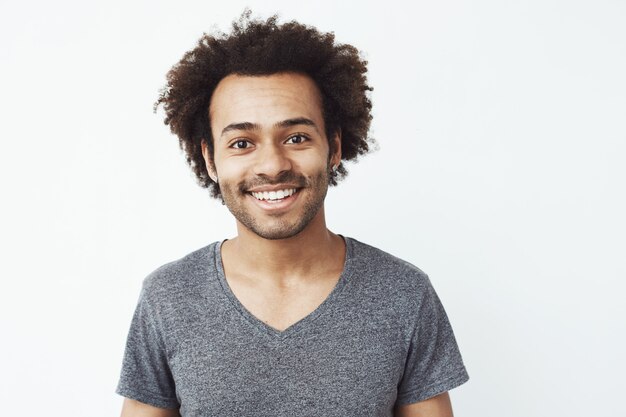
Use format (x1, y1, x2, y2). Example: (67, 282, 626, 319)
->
(252, 142, 292, 178)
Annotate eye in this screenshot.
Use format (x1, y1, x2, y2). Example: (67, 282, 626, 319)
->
(285, 134, 308, 145)
(229, 139, 251, 149)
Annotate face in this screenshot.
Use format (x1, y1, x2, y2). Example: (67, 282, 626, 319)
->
(203, 72, 341, 240)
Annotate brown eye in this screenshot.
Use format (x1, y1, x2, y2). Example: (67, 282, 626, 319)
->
(230, 140, 250, 149)
(285, 134, 307, 144)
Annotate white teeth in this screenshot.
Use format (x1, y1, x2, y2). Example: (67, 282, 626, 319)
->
(251, 188, 296, 201)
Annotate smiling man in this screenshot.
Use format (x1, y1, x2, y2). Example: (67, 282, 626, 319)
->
(116, 13, 468, 417)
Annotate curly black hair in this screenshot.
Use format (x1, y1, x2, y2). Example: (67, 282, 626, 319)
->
(155, 11, 374, 198)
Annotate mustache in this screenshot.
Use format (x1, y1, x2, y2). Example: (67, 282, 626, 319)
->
(238, 171, 309, 192)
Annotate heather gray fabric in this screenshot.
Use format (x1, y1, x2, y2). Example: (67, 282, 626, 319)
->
(116, 237, 469, 416)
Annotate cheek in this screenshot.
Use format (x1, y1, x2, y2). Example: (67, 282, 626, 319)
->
(296, 148, 331, 171)
(215, 148, 329, 180)
(214, 155, 250, 179)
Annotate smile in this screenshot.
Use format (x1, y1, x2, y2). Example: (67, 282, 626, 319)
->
(250, 188, 298, 202)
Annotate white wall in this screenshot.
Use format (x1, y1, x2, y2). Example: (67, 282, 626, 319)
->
(1, 0, 624, 415)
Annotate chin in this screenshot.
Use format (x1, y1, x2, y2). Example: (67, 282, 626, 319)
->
(244, 219, 312, 240)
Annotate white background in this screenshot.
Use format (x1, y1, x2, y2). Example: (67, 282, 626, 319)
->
(1, 0, 624, 416)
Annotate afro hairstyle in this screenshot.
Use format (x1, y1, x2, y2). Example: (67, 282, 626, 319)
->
(155, 11, 374, 198)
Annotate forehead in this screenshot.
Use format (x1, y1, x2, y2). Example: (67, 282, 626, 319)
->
(208, 72, 324, 131)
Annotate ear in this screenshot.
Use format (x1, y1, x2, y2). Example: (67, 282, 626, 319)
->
(329, 129, 342, 169)
(201, 140, 218, 183)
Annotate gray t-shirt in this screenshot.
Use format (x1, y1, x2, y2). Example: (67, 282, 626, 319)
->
(116, 237, 469, 416)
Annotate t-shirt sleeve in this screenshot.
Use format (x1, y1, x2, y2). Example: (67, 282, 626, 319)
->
(395, 275, 469, 406)
(116, 285, 180, 409)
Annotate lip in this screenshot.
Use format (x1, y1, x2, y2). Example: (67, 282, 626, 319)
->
(246, 184, 302, 193)
(246, 188, 301, 212)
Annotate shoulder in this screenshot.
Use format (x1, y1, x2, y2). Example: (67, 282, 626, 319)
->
(345, 237, 435, 297)
(140, 242, 218, 302)
(347, 237, 430, 281)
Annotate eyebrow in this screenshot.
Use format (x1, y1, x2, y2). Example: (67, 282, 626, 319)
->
(220, 117, 320, 138)
(220, 122, 260, 137)
(274, 117, 318, 131)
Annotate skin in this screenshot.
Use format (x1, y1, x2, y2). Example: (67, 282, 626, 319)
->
(120, 72, 454, 417)
(120, 399, 180, 417)
(202, 72, 346, 332)
(395, 392, 454, 417)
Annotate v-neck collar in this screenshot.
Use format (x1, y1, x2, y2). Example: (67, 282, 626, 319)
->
(212, 236, 355, 341)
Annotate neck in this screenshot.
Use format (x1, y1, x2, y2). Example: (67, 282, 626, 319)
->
(222, 207, 344, 283)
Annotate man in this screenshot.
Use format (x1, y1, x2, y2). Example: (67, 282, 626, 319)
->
(117, 13, 469, 417)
